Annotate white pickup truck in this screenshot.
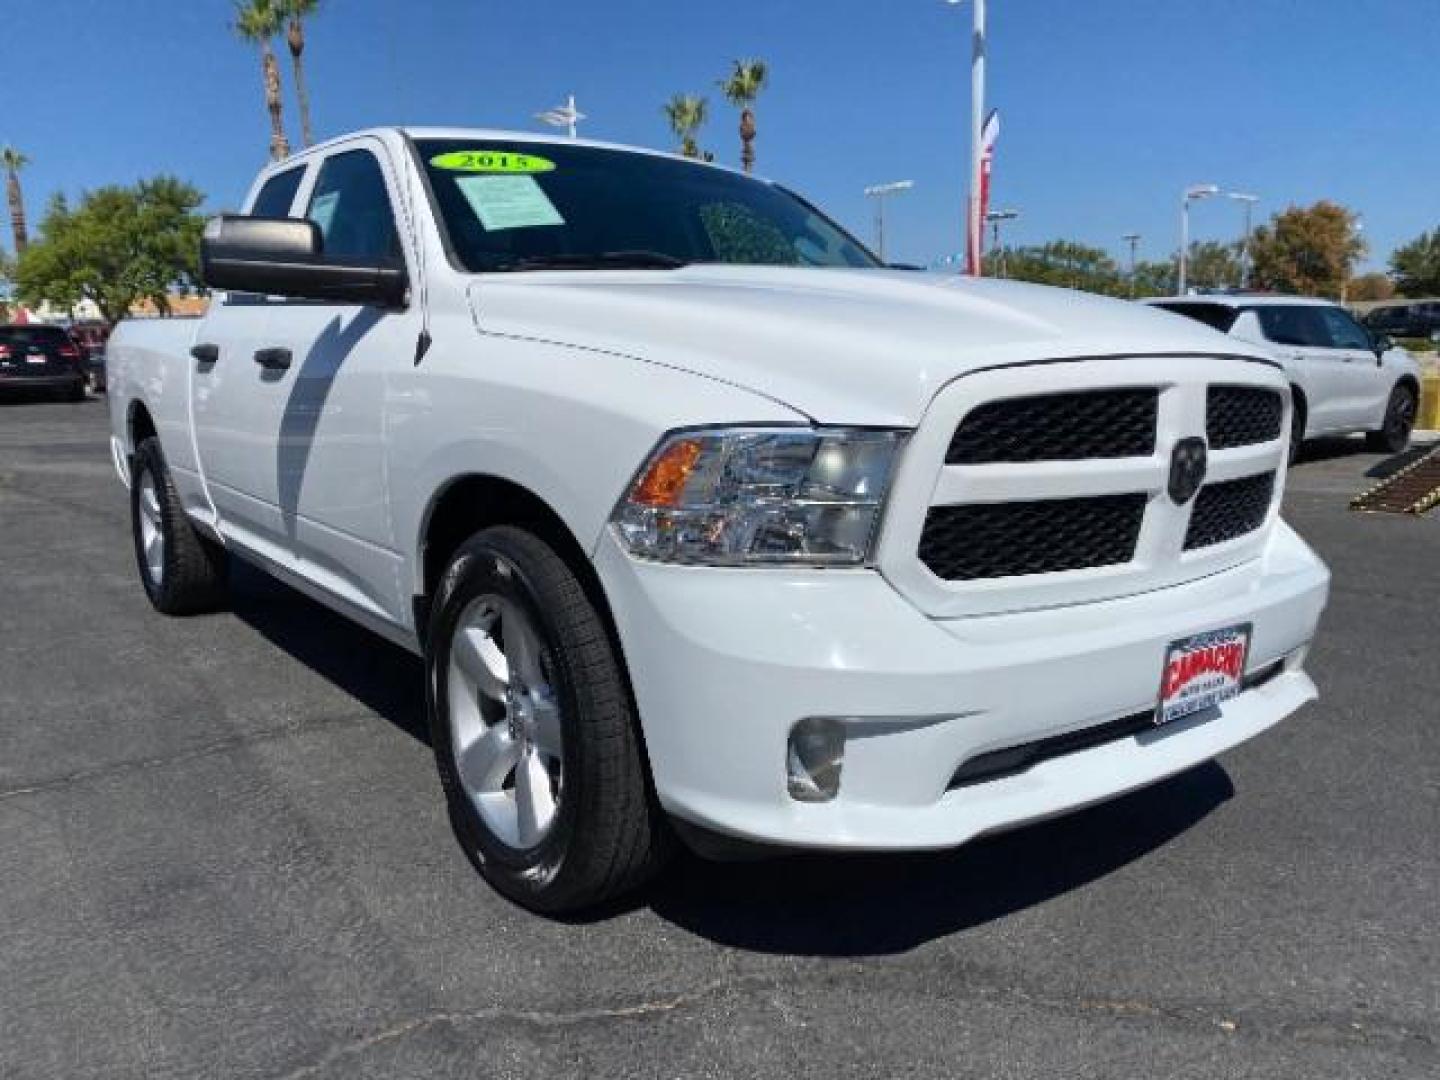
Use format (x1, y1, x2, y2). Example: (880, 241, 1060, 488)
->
(108, 127, 1330, 913)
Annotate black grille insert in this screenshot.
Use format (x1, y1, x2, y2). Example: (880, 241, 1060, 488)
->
(1207, 386, 1284, 449)
(1185, 472, 1275, 550)
(946, 389, 1158, 465)
(920, 493, 1147, 581)
(947, 661, 1285, 790)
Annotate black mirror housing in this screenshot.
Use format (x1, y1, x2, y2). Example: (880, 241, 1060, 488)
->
(200, 215, 408, 309)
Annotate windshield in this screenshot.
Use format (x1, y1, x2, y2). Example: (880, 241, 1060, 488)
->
(415, 138, 881, 273)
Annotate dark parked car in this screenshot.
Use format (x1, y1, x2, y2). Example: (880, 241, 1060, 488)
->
(0, 324, 88, 401)
(69, 320, 112, 392)
(1363, 302, 1440, 340)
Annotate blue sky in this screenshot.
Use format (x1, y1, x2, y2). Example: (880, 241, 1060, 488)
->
(6, 0, 1438, 271)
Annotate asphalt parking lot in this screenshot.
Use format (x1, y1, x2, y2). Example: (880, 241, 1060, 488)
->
(1, 397, 1436, 1079)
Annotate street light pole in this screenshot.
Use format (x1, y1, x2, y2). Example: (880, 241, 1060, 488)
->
(1227, 192, 1258, 288)
(947, 0, 986, 276)
(1123, 232, 1141, 296)
(535, 94, 587, 139)
(985, 208, 1018, 277)
(864, 180, 915, 263)
(1178, 183, 1220, 294)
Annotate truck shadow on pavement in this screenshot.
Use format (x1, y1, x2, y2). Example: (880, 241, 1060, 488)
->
(228, 561, 432, 746)
(646, 762, 1232, 955)
(228, 561, 1235, 955)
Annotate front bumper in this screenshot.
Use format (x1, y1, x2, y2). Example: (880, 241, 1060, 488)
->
(595, 520, 1329, 851)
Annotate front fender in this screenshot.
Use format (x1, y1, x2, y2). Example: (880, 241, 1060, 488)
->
(386, 321, 803, 599)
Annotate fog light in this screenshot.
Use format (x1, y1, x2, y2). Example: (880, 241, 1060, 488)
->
(787, 718, 846, 802)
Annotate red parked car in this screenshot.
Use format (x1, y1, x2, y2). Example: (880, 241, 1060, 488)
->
(0, 324, 89, 401)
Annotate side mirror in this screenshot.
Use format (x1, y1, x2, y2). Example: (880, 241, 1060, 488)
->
(1373, 333, 1395, 355)
(200, 215, 408, 309)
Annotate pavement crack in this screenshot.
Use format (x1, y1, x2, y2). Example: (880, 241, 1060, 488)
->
(270, 974, 760, 1080)
(0, 711, 373, 804)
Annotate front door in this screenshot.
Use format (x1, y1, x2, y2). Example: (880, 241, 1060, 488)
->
(257, 139, 419, 625)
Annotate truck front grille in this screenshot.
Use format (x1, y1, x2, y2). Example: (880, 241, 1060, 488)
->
(919, 493, 1147, 581)
(1207, 386, 1284, 449)
(944, 388, 1158, 465)
(1184, 472, 1277, 550)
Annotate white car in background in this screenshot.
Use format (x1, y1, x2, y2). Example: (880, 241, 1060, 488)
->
(1146, 295, 1422, 460)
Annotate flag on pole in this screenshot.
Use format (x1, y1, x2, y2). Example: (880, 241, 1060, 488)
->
(966, 109, 1001, 276)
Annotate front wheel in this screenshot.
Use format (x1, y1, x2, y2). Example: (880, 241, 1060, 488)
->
(427, 526, 671, 914)
(1366, 383, 1417, 454)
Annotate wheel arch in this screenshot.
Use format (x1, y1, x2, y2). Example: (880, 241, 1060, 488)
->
(414, 472, 662, 795)
(415, 473, 608, 646)
(126, 397, 158, 456)
(1289, 383, 1307, 436)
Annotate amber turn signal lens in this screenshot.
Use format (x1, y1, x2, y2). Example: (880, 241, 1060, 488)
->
(630, 438, 703, 507)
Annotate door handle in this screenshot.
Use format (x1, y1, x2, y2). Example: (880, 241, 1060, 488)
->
(191, 343, 219, 368)
(253, 347, 292, 371)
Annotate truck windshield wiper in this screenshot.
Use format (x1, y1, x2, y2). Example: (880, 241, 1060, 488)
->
(502, 251, 691, 272)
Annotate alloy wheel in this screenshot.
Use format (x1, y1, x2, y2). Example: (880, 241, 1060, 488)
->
(446, 594, 565, 849)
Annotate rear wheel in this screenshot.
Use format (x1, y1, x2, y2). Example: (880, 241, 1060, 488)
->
(427, 525, 671, 914)
(1366, 383, 1417, 454)
(130, 437, 228, 615)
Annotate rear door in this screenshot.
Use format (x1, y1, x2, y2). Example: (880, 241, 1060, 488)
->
(1315, 305, 1387, 429)
(191, 163, 310, 556)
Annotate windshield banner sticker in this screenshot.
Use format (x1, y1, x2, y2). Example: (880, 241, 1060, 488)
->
(456, 175, 565, 232)
(430, 151, 556, 174)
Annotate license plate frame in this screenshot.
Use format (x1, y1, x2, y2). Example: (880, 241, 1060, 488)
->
(1156, 623, 1252, 727)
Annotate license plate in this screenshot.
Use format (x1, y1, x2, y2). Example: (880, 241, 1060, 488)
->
(1156, 624, 1251, 726)
(25, 354, 46, 364)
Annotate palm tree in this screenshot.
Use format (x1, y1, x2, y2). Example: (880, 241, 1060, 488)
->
(233, 0, 290, 161)
(718, 59, 769, 174)
(280, 0, 320, 147)
(662, 94, 709, 159)
(1, 146, 28, 253)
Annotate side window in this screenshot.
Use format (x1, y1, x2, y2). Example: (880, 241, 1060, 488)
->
(1318, 307, 1373, 350)
(1256, 307, 1325, 348)
(306, 149, 401, 260)
(248, 166, 306, 217)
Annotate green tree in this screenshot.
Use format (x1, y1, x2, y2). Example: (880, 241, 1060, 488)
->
(1132, 259, 1178, 298)
(1389, 228, 1440, 297)
(233, 0, 291, 161)
(1249, 201, 1364, 298)
(2, 146, 29, 254)
(718, 59, 769, 173)
(1000, 240, 1125, 296)
(1185, 240, 1244, 291)
(280, 0, 321, 148)
(1345, 272, 1396, 303)
(15, 177, 207, 325)
(662, 94, 710, 159)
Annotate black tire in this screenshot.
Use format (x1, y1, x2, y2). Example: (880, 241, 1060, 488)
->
(427, 525, 671, 914)
(1287, 392, 1306, 466)
(67, 379, 87, 402)
(130, 437, 229, 615)
(1365, 383, 1417, 455)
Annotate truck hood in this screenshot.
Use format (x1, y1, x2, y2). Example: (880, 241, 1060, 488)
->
(467, 267, 1266, 426)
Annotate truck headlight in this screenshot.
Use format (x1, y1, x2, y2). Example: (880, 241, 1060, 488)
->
(612, 428, 905, 566)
